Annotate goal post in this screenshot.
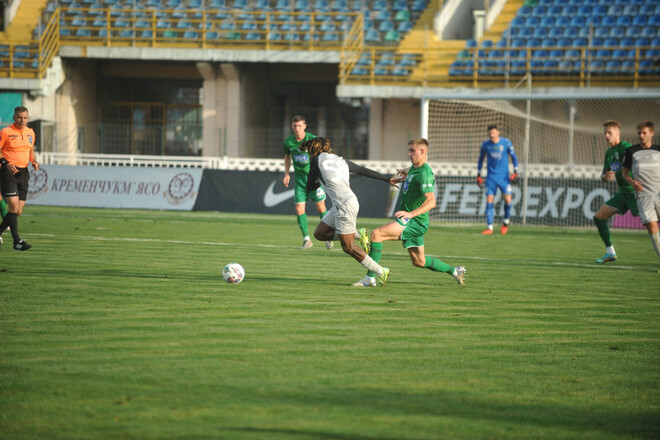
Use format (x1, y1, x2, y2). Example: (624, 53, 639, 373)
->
(419, 89, 660, 227)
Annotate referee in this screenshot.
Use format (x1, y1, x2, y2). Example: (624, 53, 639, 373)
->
(0, 106, 39, 251)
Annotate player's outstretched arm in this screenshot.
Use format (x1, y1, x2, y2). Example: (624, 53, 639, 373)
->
(346, 160, 392, 183)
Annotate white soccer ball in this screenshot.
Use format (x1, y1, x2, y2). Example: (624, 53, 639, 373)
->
(223, 263, 245, 284)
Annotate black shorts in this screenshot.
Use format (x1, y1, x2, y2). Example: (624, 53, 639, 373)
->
(1, 167, 29, 201)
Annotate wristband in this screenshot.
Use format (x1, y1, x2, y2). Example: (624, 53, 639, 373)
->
(0, 157, 7, 166)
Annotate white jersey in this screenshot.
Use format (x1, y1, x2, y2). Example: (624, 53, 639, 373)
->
(317, 152, 357, 206)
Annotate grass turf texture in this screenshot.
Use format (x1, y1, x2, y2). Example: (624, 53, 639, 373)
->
(1, 206, 659, 439)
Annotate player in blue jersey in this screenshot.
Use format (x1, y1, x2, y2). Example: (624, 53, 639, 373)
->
(477, 124, 519, 235)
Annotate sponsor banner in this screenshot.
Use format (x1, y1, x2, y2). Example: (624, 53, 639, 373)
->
(28, 165, 202, 210)
(194, 170, 394, 217)
(430, 176, 636, 227)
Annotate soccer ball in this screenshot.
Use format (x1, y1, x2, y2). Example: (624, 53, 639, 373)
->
(223, 263, 245, 284)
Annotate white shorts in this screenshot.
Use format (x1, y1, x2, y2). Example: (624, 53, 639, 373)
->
(321, 196, 359, 235)
(636, 195, 660, 225)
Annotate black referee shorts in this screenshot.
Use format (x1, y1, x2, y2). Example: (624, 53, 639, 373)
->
(1, 167, 29, 201)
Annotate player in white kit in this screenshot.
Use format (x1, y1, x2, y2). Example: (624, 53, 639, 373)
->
(300, 137, 401, 286)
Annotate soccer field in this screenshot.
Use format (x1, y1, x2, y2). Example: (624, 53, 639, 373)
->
(1, 206, 659, 439)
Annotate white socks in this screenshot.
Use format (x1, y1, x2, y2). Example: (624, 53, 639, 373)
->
(606, 246, 616, 255)
(651, 232, 660, 258)
(360, 255, 384, 276)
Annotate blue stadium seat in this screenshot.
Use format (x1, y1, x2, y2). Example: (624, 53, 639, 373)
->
(399, 54, 416, 66)
(75, 28, 91, 37)
(635, 37, 651, 46)
(564, 27, 578, 39)
(140, 30, 153, 38)
(377, 52, 395, 66)
(449, 60, 465, 76)
(487, 49, 503, 59)
(572, 37, 587, 47)
(605, 60, 621, 74)
(594, 27, 609, 39)
(616, 16, 632, 26)
(525, 16, 540, 27)
(374, 9, 391, 21)
(351, 66, 368, 76)
(595, 49, 611, 58)
(511, 17, 525, 27)
(548, 27, 564, 39)
(372, 0, 387, 11)
(517, 6, 532, 17)
(576, 5, 592, 15)
(558, 60, 575, 73)
(639, 59, 656, 74)
(641, 26, 656, 38)
(481, 39, 494, 48)
(590, 37, 603, 47)
(583, 15, 600, 27)
(510, 60, 527, 75)
(652, 37, 660, 46)
(92, 18, 106, 27)
(549, 49, 564, 58)
(322, 31, 339, 42)
(541, 38, 557, 48)
(632, 15, 648, 27)
(601, 16, 616, 27)
(645, 48, 660, 58)
(331, 0, 348, 12)
(183, 30, 198, 38)
(603, 38, 619, 47)
(557, 38, 572, 47)
(589, 59, 605, 73)
(540, 16, 555, 27)
(177, 20, 192, 29)
(564, 48, 581, 58)
(556, 16, 570, 27)
(532, 5, 547, 16)
(392, 0, 408, 11)
(533, 27, 549, 39)
(378, 20, 393, 32)
(511, 38, 526, 48)
(241, 20, 257, 30)
(391, 65, 409, 76)
(578, 27, 591, 38)
(621, 59, 636, 73)
(619, 37, 635, 48)
(518, 27, 533, 39)
(410, 0, 426, 12)
(397, 20, 413, 33)
(527, 38, 542, 48)
(313, 0, 329, 12)
(293, 0, 310, 11)
(465, 39, 477, 49)
(639, 4, 654, 15)
(542, 60, 558, 74)
(562, 5, 577, 16)
(608, 5, 623, 15)
(610, 26, 625, 38)
(623, 5, 638, 15)
(206, 31, 219, 39)
(532, 49, 548, 58)
(569, 16, 584, 27)
(364, 28, 379, 43)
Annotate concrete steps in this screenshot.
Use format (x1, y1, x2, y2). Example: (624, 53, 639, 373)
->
(1, 0, 51, 41)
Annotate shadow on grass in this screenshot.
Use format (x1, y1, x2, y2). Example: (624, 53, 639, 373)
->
(219, 426, 401, 440)
(221, 388, 659, 439)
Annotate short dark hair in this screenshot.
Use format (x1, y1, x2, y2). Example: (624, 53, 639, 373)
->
(637, 120, 655, 132)
(292, 115, 306, 123)
(603, 120, 621, 130)
(14, 106, 28, 115)
(487, 124, 498, 131)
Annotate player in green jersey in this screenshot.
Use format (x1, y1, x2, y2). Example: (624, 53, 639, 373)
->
(282, 115, 332, 250)
(353, 138, 466, 287)
(593, 120, 637, 264)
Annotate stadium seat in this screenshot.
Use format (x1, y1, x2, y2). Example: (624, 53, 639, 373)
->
(563, 27, 578, 39)
(564, 48, 581, 59)
(527, 38, 542, 48)
(410, 0, 426, 12)
(541, 38, 557, 48)
(511, 60, 527, 75)
(639, 59, 656, 74)
(601, 16, 616, 27)
(183, 30, 198, 38)
(576, 5, 591, 16)
(635, 37, 651, 47)
(652, 37, 660, 46)
(294, 0, 310, 11)
(562, 5, 577, 16)
(364, 29, 379, 43)
(557, 38, 572, 47)
(351, 66, 368, 76)
(604, 60, 621, 74)
(139, 29, 153, 38)
(548, 27, 564, 39)
(633, 15, 649, 27)
(589, 59, 605, 73)
(378, 20, 393, 32)
(595, 49, 611, 58)
(518, 27, 533, 39)
(549, 49, 564, 58)
(540, 16, 555, 27)
(616, 16, 632, 26)
(374, 67, 388, 76)
(313, 0, 329, 12)
(532, 5, 547, 16)
(623, 5, 638, 15)
(372, 0, 387, 11)
(394, 10, 411, 22)
(465, 39, 477, 49)
(524, 16, 540, 27)
(619, 37, 637, 47)
(532, 49, 548, 58)
(481, 39, 494, 48)
(639, 4, 655, 15)
(322, 31, 339, 42)
(603, 38, 619, 48)
(594, 27, 610, 39)
(399, 54, 416, 66)
(641, 26, 656, 38)
(391, 65, 409, 76)
(392, 0, 408, 11)
(377, 52, 395, 66)
(645, 48, 660, 59)
(245, 31, 261, 40)
(569, 16, 585, 27)
(517, 6, 532, 17)
(511, 17, 525, 28)
(608, 5, 623, 15)
(206, 31, 219, 39)
(374, 9, 391, 21)
(384, 30, 400, 43)
(556, 16, 570, 27)
(397, 20, 413, 33)
(585, 16, 600, 27)
(511, 38, 526, 48)
(331, 0, 348, 11)
(590, 37, 603, 47)
(558, 59, 575, 73)
(533, 27, 548, 39)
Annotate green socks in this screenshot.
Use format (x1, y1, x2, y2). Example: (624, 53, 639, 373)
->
(366, 242, 383, 277)
(297, 213, 308, 238)
(0, 199, 7, 219)
(594, 217, 612, 247)
(424, 256, 454, 274)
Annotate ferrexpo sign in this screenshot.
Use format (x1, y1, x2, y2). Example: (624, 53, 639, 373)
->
(28, 165, 202, 211)
(431, 176, 621, 226)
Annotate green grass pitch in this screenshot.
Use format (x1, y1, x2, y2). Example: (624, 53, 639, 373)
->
(1, 206, 659, 439)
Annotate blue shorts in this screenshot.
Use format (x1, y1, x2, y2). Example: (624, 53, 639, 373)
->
(485, 176, 511, 197)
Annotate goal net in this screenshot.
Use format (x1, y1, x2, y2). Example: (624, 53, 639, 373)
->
(421, 92, 660, 228)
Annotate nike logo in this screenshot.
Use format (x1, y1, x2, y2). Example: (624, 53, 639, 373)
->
(263, 181, 294, 207)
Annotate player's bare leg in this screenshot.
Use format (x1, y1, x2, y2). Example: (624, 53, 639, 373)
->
(353, 221, 402, 287)
(593, 204, 619, 263)
(643, 221, 660, 260)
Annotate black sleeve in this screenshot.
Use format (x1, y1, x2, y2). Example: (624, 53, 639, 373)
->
(622, 147, 633, 169)
(307, 156, 321, 192)
(345, 159, 391, 183)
